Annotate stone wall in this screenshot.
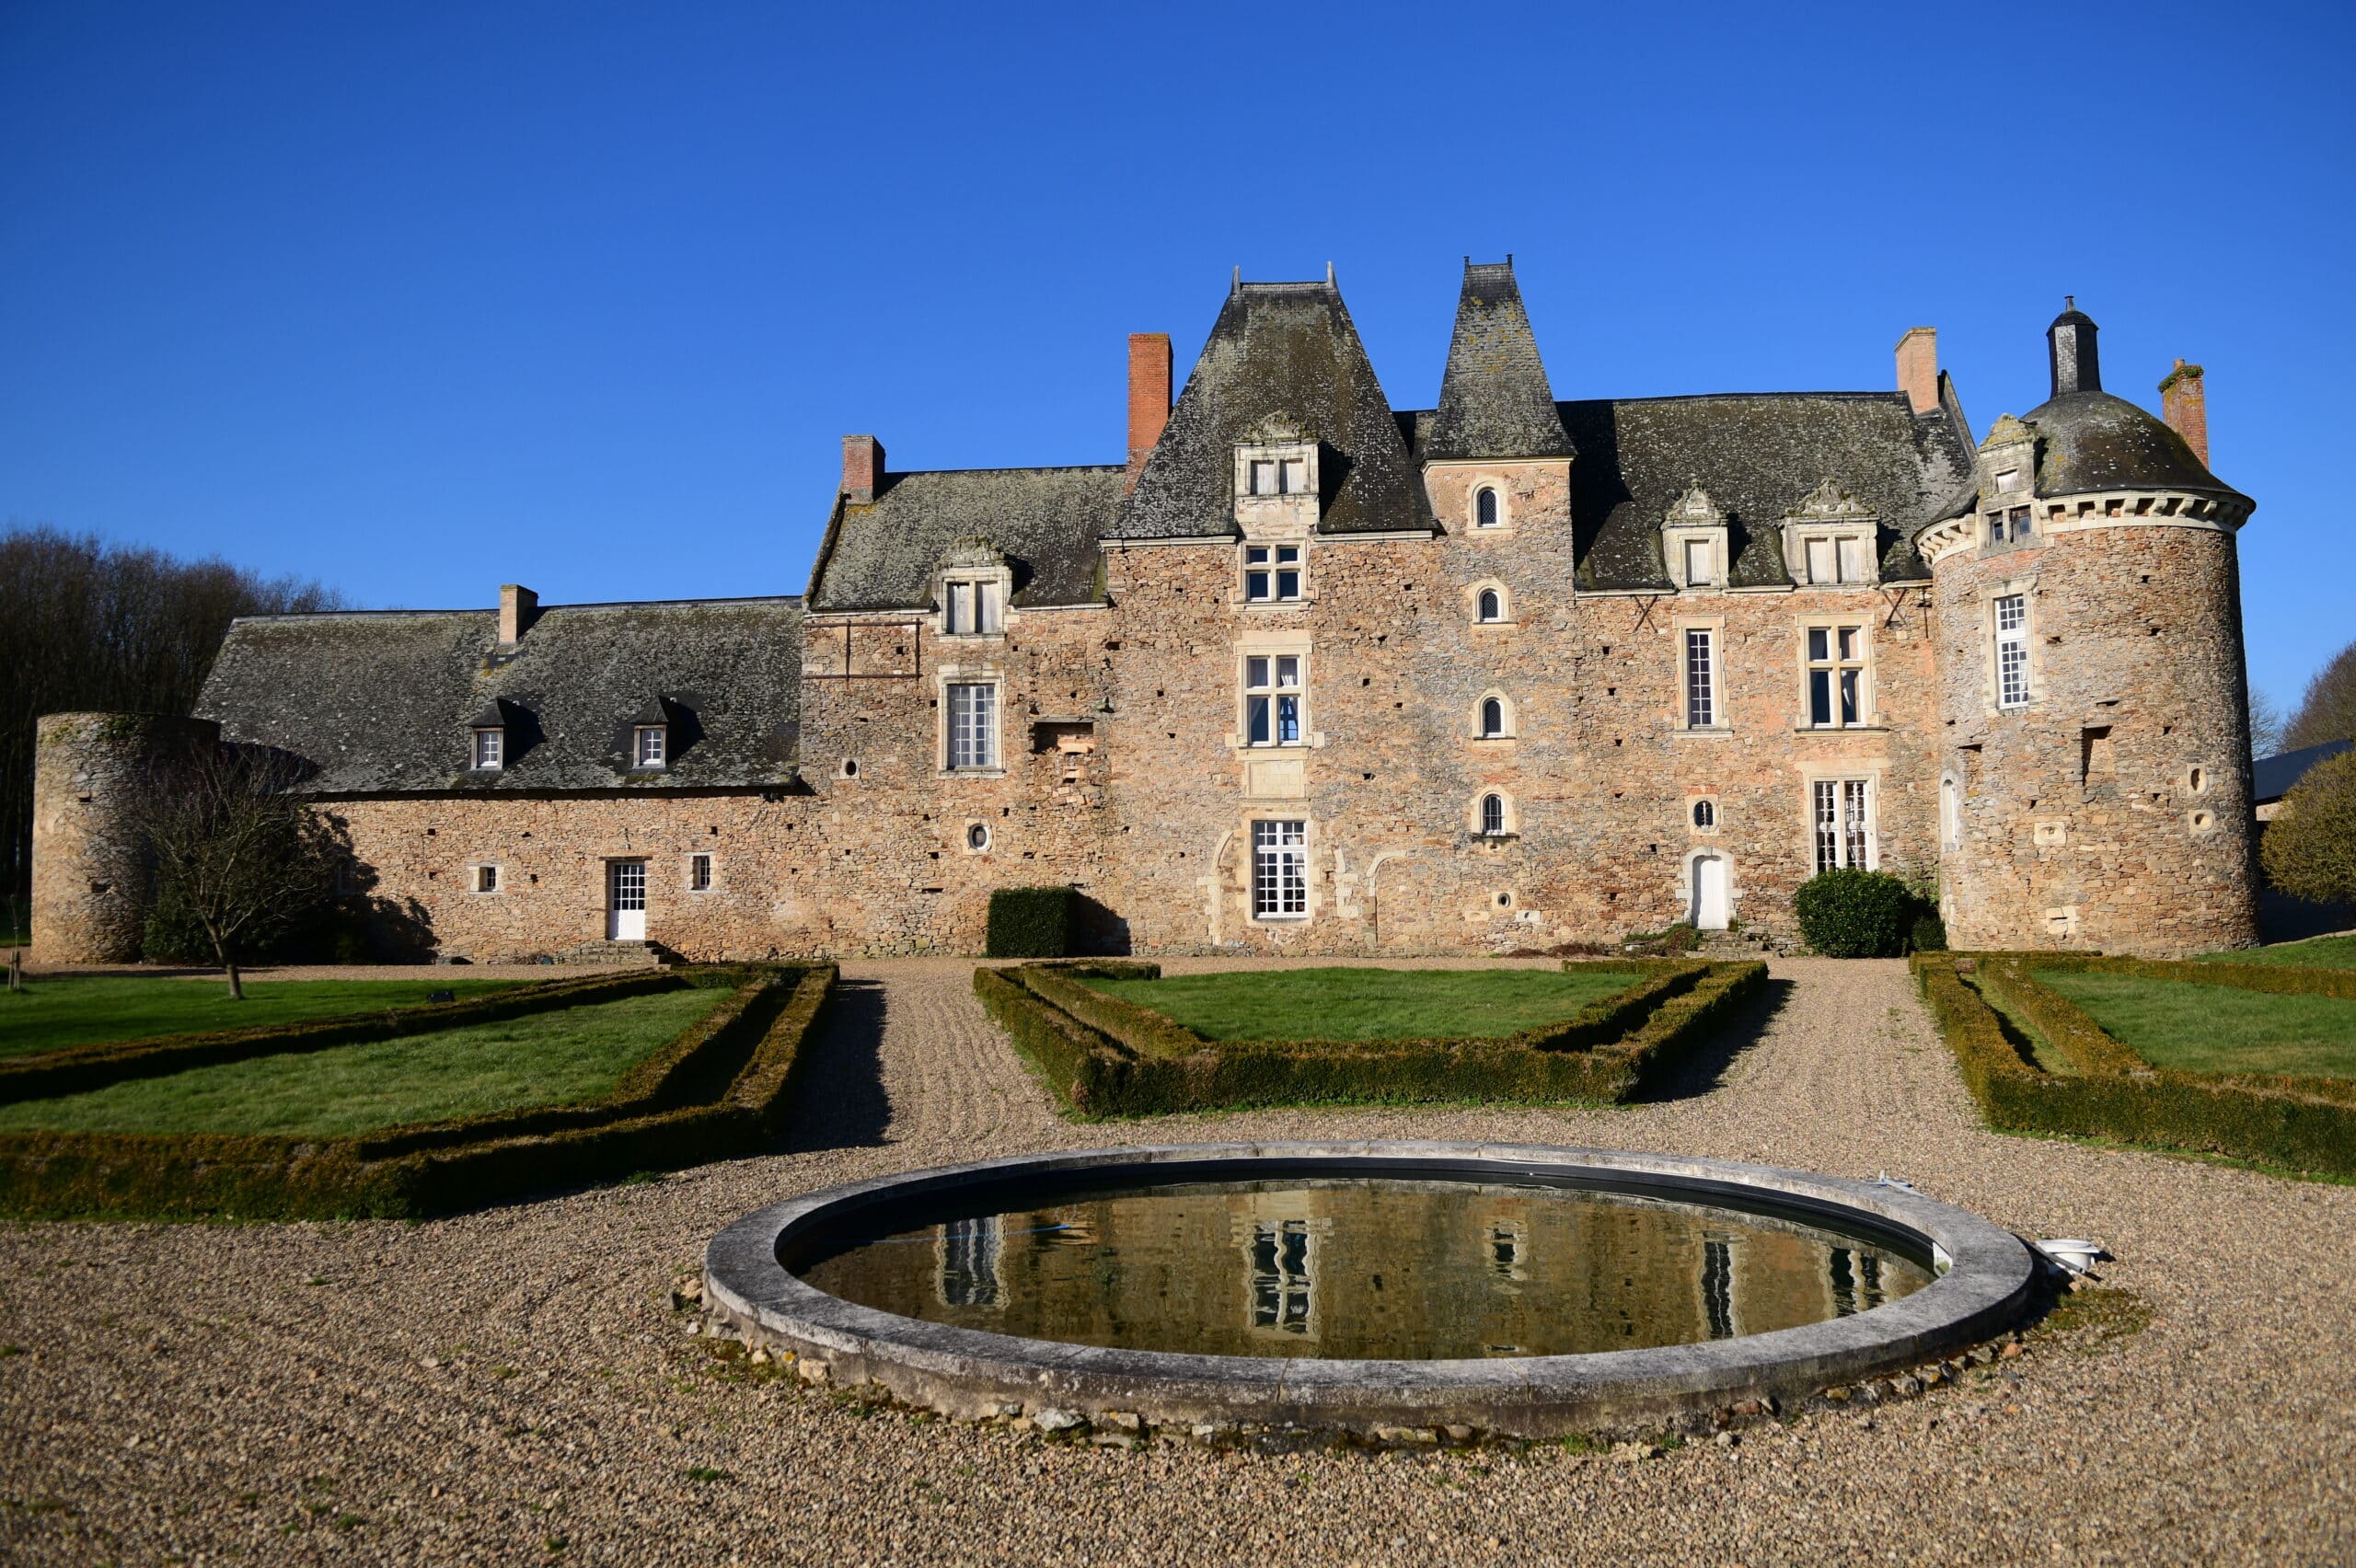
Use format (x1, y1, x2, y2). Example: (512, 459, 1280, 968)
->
(1931, 519, 2258, 955)
(30, 713, 220, 964)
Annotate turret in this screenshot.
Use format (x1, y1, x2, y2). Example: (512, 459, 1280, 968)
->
(30, 713, 222, 963)
(1916, 304, 2258, 954)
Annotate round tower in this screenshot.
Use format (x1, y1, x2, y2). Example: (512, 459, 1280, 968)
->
(1919, 304, 2258, 956)
(30, 713, 221, 964)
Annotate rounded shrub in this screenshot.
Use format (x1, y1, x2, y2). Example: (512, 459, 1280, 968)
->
(1910, 908, 1949, 953)
(1793, 870, 1916, 958)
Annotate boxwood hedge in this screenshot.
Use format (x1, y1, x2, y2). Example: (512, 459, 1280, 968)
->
(1913, 952, 2356, 1178)
(974, 959, 1766, 1116)
(0, 964, 837, 1219)
(986, 886, 1081, 959)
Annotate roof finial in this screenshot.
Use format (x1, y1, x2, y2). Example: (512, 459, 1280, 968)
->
(2065, 294, 2075, 311)
(1325, 260, 1334, 286)
(1231, 264, 1241, 294)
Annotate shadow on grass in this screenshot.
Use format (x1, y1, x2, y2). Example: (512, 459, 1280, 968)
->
(1625, 975, 1795, 1104)
(779, 977, 892, 1152)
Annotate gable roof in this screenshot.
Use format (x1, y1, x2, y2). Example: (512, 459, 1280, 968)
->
(1550, 392, 1977, 590)
(1424, 260, 1576, 462)
(196, 596, 805, 794)
(2255, 738, 2352, 806)
(1113, 279, 1434, 539)
(809, 465, 1121, 613)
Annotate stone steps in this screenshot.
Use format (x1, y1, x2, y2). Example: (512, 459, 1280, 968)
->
(550, 940, 679, 969)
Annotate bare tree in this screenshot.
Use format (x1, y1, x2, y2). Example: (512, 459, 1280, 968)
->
(2248, 686, 2287, 762)
(123, 743, 336, 999)
(0, 524, 343, 936)
(2285, 639, 2356, 751)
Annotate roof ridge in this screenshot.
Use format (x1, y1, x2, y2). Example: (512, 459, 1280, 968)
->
(227, 594, 806, 625)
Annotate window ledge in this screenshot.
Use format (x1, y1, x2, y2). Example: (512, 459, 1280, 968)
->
(940, 767, 1008, 778)
(1237, 598, 1311, 611)
(937, 631, 1007, 643)
(1793, 724, 1891, 734)
(1673, 727, 1735, 739)
(1252, 915, 1311, 924)
(1472, 832, 1521, 844)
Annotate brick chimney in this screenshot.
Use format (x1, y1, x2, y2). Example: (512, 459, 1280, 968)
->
(497, 583, 538, 645)
(1126, 333, 1172, 491)
(2159, 359, 2209, 467)
(1895, 327, 1938, 415)
(841, 434, 885, 504)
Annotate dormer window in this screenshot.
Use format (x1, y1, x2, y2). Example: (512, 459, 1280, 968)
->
(1474, 487, 1500, 527)
(1683, 538, 1715, 586)
(1784, 478, 1879, 587)
(1249, 456, 1308, 495)
(1985, 507, 2035, 547)
(634, 725, 667, 768)
(942, 577, 1004, 636)
(472, 727, 503, 770)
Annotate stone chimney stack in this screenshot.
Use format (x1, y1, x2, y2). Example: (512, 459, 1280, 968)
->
(841, 434, 885, 504)
(498, 583, 538, 645)
(1895, 327, 1938, 415)
(2047, 297, 2101, 398)
(1126, 333, 1172, 491)
(2160, 359, 2210, 467)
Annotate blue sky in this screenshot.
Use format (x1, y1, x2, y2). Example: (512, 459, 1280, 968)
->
(3, 2, 2350, 709)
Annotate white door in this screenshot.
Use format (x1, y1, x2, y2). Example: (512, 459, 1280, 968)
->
(607, 860, 647, 940)
(1692, 855, 1730, 931)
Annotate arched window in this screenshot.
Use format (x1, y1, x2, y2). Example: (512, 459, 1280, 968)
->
(1476, 588, 1502, 623)
(1480, 698, 1506, 738)
(1481, 793, 1507, 836)
(1692, 800, 1716, 829)
(1474, 487, 1500, 527)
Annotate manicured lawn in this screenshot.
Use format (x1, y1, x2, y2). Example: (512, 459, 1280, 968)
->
(0, 975, 526, 1061)
(1079, 966, 1644, 1043)
(0, 986, 728, 1136)
(2200, 935, 2356, 972)
(2033, 970, 2356, 1079)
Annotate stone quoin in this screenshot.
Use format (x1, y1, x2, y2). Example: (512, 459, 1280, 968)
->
(30, 262, 2259, 962)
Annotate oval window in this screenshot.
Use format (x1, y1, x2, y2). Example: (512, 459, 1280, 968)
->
(1693, 800, 1716, 829)
(842, 758, 859, 778)
(1477, 588, 1502, 622)
(966, 823, 990, 851)
(1475, 487, 1500, 527)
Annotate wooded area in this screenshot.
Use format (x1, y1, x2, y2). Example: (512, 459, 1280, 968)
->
(0, 525, 341, 936)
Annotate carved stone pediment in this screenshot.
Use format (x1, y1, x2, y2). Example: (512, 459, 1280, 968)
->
(936, 535, 1005, 571)
(1786, 478, 1874, 523)
(1979, 413, 2033, 452)
(1663, 483, 1725, 530)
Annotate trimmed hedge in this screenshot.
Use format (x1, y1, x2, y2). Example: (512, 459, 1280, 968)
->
(1914, 953, 2356, 1177)
(986, 886, 1081, 958)
(975, 959, 1766, 1116)
(0, 964, 837, 1219)
(0, 968, 665, 1101)
(1793, 870, 1917, 957)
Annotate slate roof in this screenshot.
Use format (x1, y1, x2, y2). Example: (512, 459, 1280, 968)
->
(809, 466, 1122, 612)
(1114, 280, 1435, 538)
(1533, 392, 1977, 591)
(2254, 739, 2352, 806)
(1424, 260, 1575, 462)
(2015, 390, 2250, 507)
(196, 597, 805, 794)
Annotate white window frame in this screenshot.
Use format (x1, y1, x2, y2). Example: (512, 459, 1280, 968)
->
(1940, 776, 1961, 852)
(1478, 792, 1508, 837)
(1242, 544, 1303, 604)
(472, 728, 503, 770)
(1684, 628, 1717, 729)
(471, 863, 501, 895)
(945, 681, 1001, 771)
(1995, 594, 2031, 709)
(1475, 587, 1503, 623)
(1473, 485, 1502, 528)
(1683, 537, 1715, 586)
(633, 725, 667, 768)
(1251, 819, 1309, 920)
(1476, 694, 1512, 740)
(1811, 778, 1877, 873)
(687, 852, 712, 893)
(1804, 623, 1871, 729)
(1242, 653, 1305, 748)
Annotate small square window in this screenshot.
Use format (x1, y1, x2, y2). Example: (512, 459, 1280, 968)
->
(1244, 545, 1303, 603)
(635, 725, 667, 767)
(474, 864, 499, 894)
(688, 853, 711, 892)
(473, 728, 503, 769)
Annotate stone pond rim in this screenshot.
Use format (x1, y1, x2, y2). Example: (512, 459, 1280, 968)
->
(701, 1142, 2038, 1439)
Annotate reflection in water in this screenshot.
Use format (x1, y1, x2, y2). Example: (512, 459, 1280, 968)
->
(795, 1179, 1934, 1362)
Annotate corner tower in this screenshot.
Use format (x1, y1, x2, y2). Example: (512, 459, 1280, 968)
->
(1916, 304, 2258, 954)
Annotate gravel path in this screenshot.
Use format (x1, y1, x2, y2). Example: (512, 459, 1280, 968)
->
(3, 956, 2351, 1564)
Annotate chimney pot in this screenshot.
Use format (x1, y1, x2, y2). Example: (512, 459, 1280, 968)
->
(1895, 327, 1939, 415)
(498, 584, 538, 646)
(2159, 358, 2210, 468)
(841, 434, 885, 505)
(1126, 333, 1172, 492)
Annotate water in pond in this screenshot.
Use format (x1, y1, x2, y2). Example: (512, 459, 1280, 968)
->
(792, 1178, 1934, 1359)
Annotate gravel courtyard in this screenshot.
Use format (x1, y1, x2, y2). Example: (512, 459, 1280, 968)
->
(3, 956, 2351, 1565)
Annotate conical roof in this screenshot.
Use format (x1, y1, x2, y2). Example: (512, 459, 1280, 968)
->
(1423, 259, 1576, 462)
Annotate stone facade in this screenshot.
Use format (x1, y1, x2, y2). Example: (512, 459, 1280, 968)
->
(29, 266, 2262, 961)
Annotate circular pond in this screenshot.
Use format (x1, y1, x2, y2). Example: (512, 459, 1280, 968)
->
(705, 1143, 2034, 1438)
